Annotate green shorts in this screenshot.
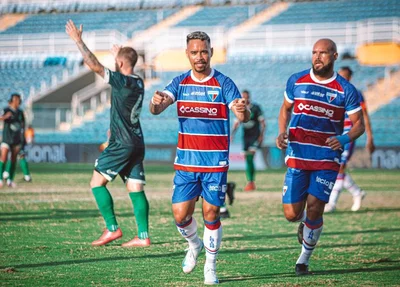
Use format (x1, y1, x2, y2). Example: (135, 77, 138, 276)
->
(94, 141, 145, 184)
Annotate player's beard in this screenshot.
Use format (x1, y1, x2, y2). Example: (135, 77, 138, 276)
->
(193, 61, 208, 73)
(312, 61, 334, 78)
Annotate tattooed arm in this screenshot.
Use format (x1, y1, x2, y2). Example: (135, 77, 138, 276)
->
(65, 19, 104, 77)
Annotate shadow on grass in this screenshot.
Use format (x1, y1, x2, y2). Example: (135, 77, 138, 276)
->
(220, 266, 400, 283)
(0, 209, 171, 222)
(224, 227, 400, 242)
(0, 242, 384, 270)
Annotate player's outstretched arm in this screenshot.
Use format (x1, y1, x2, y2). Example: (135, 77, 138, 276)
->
(230, 120, 240, 142)
(0, 111, 12, 121)
(276, 99, 292, 150)
(232, 99, 250, 123)
(362, 106, 375, 153)
(150, 91, 173, 115)
(65, 20, 104, 77)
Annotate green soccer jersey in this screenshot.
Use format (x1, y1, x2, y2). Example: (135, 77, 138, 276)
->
(243, 103, 263, 139)
(104, 68, 145, 146)
(2, 107, 25, 146)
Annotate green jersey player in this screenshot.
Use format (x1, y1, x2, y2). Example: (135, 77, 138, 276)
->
(0, 93, 25, 188)
(66, 19, 150, 247)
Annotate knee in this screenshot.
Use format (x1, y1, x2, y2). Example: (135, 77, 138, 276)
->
(174, 213, 192, 225)
(203, 206, 219, 222)
(284, 210, 301, 222)
(126, 181, 144, 193)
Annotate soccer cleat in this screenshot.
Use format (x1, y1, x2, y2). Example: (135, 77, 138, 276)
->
(24, 175, 32, 182)
(297, 222, 304, 245)
(295, 264, 310, 276)
(121, 236, 151, 247)
(182, 241, 204, 274)
(351, 190, 366, 212)
(324, 204, 336, 213)
(3, 171, 9, 180)
(244, 181, 256, 192)
(7, 179, 16, 188)
(220, 209, 230, 219)
(92, 228, 122, 246)
(204, 264, 219, 285)
(226, 182, 236, 205)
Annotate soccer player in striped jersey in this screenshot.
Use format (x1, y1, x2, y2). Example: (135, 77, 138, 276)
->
(276, 39, 365, 275)
(150, 31, 249, 285)
(66, 20, 150, 247)
(325, 66, 375, 212)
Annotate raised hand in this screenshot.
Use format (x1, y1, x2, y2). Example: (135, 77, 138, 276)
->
(65, 19, 83, 43)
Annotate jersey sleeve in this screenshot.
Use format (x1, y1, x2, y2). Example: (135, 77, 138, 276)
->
(221, 77, 241, 109)
(345, 85, 362, 115)
(256, 105, 264, 121)
(163, 75, 183, 102)
(104, 68, 143, 91)
(284, 74, 297, 104)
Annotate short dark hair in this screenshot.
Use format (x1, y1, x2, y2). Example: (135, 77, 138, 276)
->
(9, 93, 21, 103)
(186, 31, 211, 45)
(242, 90, 250, 96)
(340, 66, 353, 77)
(118, 47, 138, 68)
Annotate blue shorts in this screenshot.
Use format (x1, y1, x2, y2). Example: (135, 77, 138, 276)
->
(172, 170, 227, 207)
(340, 141, 355, 165)
(282, 168, 338, 204)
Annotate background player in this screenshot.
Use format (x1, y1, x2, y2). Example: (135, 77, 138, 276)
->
(231, 90, 266, 191)
(66, 20, 150, 247)
(276, 39, 365, 275)
(0, 93, 25, 188)
(150, 31, 249, 285)
(325, 66, 375, 212)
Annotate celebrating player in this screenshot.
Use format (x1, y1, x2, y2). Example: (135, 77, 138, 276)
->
(0, 93, 25, 188)
(231, 90, 266, 191)
(276, 39, 365, 275)
(149, 31, 249, 285)
(66, 20, 150, 247)
(325, 66, 375, 212)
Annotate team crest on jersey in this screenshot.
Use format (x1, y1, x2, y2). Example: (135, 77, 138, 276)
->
(326, 92, 337, 103)
(207, 90, 219, 102)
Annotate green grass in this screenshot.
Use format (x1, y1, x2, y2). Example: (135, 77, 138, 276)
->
(1, 164, 400, 286)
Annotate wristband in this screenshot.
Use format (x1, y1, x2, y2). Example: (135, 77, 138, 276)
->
(336, 134, 351, 147)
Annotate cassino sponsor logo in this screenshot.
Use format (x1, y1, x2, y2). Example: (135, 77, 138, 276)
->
(297, 102, 334, 117)
(179, 105, 218, 116)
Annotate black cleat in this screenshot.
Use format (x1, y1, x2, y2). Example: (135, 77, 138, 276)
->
(295, 264, 310, 276)
(226, 182, 236, 205)
(220, 209, 230, 219)
(297, 222, 304, 244)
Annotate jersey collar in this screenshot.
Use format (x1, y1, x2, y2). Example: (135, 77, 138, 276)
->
(190, 68, 214, 83)
(310, 68, 337, 84)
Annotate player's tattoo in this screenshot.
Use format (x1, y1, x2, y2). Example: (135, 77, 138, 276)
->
(76, 40, 104, 76)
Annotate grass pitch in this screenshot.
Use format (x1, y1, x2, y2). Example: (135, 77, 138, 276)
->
(1, 164, 399, 286)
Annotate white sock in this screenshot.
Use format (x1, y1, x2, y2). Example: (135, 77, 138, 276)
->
(328, 176, 344, 206)
(296, 218, 323, 266)
(295, 210, 306, 222)
(176, 217, 201, 249)
(204, 219, 222, 265)
(344, 174, 362, 196)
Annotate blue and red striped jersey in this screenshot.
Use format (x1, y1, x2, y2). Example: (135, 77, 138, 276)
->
(284, 69, 362, 171)
(163, 69, 241, 172)
(343, 90, 365, 134)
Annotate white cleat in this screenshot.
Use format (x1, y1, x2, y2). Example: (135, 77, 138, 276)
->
(7, 179, 16, 188)
(3, 171, 9, 180)
(351, 190, 366, 212)
(204, 264, 219, 285)
(324, 204, 336, 213)
(182, 241, 203, 274)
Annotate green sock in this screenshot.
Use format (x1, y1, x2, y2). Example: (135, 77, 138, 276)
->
(129, 191, 149, 239)
(8, 161, 16, 181)
(19, 158, 30, 176)
(245, 154, 255, 182)
(5, 161, 11, 176)
(92, 186, 118, 232)
(0, 161, 5, 180)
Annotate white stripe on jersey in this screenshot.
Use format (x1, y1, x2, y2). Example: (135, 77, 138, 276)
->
(294, 82, 344, 94)
(292, 111, 342, 122)
(178, 131, 228, 136)
(289, 141, 333, 149)
(177, 147, 229, 152)
(289, 126, 337, 135)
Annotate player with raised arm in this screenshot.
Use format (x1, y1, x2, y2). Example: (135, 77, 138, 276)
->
(66, 20, 150, 247)
(276, 39, 365, 275)
(0, 93, 25, 188)
(150, 31, 249, 285)
(231, 90, 266, 191)
(325, 66, 375, 212)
